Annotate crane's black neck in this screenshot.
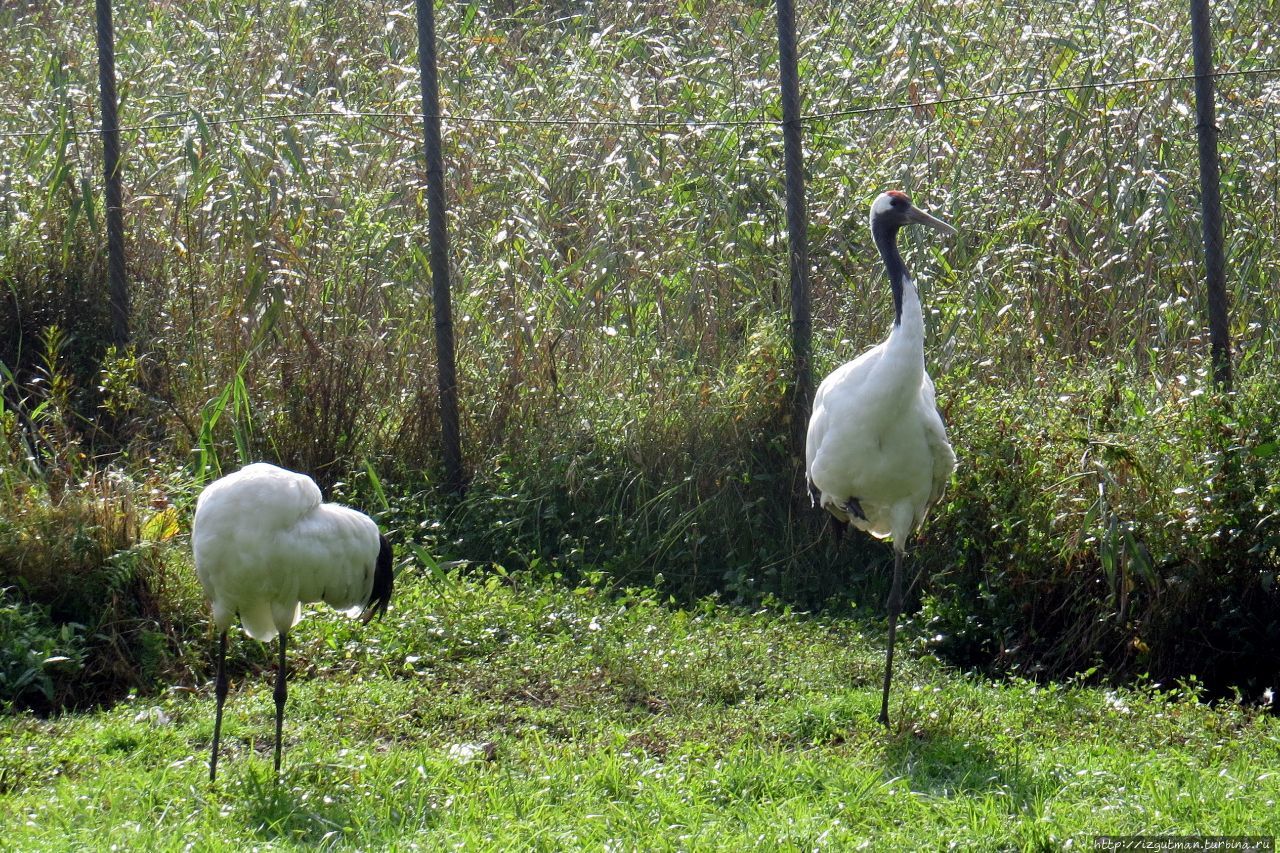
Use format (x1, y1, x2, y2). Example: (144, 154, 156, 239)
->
(872, 217, 909, 326)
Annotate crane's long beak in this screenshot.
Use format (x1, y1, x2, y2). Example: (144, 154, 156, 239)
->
(908, 206, 957, 237)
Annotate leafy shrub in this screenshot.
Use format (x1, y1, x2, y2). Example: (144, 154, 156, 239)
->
(920, 361, 1280, 700)
(0, 588, 86, 712)
(0, 452, 205, 712)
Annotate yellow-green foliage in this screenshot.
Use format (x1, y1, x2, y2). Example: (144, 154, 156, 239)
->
(0, 451, 203, 710)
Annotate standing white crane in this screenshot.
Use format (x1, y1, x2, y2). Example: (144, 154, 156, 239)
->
(192, 462, 394, 781)
(806, 190, 958, 726)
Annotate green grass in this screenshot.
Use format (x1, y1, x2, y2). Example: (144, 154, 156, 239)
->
(2, 569, 1276, 850)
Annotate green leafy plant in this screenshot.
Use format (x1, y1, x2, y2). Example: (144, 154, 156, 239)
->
(0, 588, 85, 712)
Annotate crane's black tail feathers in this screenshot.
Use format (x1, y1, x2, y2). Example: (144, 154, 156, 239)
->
(361, 534, 395, 624)
(842, 496, 867, 522)
(808, 473, 849, 540)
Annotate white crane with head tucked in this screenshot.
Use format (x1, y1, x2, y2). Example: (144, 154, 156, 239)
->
(806, 190, 958, 726)
(192, 462, 395, 781)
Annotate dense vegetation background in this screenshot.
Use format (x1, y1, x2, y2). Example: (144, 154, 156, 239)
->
(1, 0, 1278, 714)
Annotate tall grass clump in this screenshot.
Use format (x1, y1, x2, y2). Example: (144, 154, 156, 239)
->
(440, 315, 868, 604)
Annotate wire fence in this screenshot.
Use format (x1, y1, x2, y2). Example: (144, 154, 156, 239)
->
(2, 0, 1279, 478)
(3, 65, 1279, 138)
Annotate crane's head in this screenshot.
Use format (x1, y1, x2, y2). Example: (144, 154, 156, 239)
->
(870, 190, 957, 237)
(361, 533, 395, 624)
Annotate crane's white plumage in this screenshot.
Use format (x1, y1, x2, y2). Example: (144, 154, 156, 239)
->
(193, 462, 383, 640)
(806, 267, 954, 543)
(192, 462, 394, 781)
(806, 190, 957, 726)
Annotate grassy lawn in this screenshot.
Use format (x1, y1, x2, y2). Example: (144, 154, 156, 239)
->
(2, 569, 1276, 850)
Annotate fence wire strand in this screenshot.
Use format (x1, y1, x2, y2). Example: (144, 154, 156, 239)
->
(2, 65, 1277, 141)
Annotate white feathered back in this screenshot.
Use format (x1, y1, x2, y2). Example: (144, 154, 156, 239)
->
(193, 463, 382, 641)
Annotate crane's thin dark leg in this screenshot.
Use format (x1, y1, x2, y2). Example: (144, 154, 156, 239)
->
(210, 630, 228, 782)
(274, 632, 288, 777)
(828, 514, 846, 545)
(879, 549, 904, 726)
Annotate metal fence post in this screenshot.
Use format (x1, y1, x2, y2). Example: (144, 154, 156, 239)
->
(1189, 0, 1232, 391)
(95, 0, 129, 346)
(774, 0, 813, 462)
(414, 0, 465, 495)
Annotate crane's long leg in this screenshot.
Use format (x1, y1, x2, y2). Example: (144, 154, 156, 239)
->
(879, 548, 904, 726)
(274, 631, 288, 777)
(210, 630, 229, 782)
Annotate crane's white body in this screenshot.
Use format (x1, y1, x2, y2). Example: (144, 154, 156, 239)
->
(805, 190, 957, 727)
(806, 277, 955, 550)
(193, 463, 383, 641)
